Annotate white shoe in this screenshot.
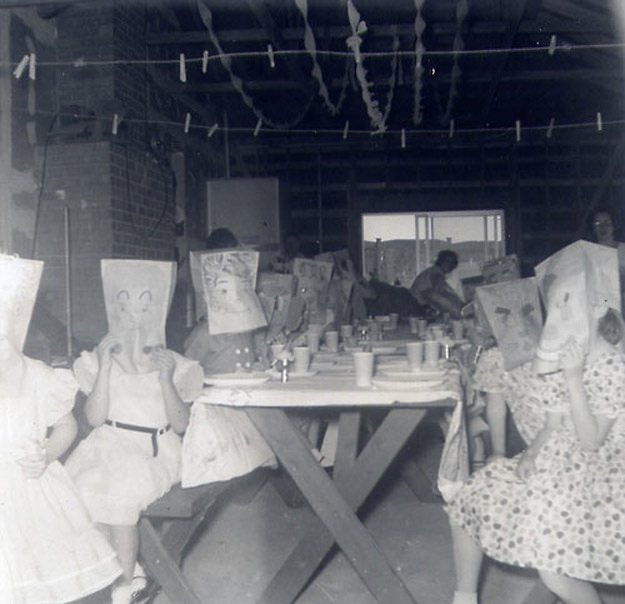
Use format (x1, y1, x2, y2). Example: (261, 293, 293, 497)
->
(111, 565, 148, 604)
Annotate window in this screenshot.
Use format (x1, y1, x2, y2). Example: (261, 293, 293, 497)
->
(362, 210, 505, 290)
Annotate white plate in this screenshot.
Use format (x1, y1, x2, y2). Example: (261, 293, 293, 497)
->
(371, 376, 447, 390)
(288, 370, 319, 378)
(204, 372, 271, 387)
(378, 367, 448, 380)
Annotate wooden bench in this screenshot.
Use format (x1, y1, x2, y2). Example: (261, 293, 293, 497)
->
(138, 470, 268, 604)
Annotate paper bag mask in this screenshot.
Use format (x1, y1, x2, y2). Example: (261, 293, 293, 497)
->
(101, 259, 176, 351)
(533, 240, 620, 374)
(0, 254, 44, 351)
(198, 249, 267, 335)
(481, 254, 520, 284)
(256, 272, 294, 338)
(474, 277, 543, 370)
(292, 257, 333, 325)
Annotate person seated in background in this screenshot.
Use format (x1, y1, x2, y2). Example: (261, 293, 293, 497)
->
(590, 207, 625, 313)
(271, 231, 306, 274)
(410, 250, 464, 320)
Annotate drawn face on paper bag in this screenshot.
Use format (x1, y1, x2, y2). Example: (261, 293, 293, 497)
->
(102, 260, 175, 348)
(534, 272, 589, 372)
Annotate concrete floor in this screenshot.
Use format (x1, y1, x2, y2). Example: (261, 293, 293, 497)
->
(148, 430, 625, 604)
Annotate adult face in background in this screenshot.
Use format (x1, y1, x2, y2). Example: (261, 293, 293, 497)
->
(592, 211, 616, 246)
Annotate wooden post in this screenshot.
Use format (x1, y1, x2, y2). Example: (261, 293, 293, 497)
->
(0, 12, 12, 253)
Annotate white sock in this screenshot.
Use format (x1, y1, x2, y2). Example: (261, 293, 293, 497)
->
(451, 591, 478, 604)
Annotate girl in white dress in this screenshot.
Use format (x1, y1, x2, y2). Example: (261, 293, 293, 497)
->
(65, 260, 203, 604)
(0, 255, 121, 603)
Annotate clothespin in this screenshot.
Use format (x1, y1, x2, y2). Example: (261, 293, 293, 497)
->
(401, 128, 406, 149)
(28, 53, 36, 80)
(184, 112, 191, 133)
(548, 35, 557, 56)
(254, 117, 262, 137)
(546, 117, 555, 139)
(179, 53, 187, 82)
(73, 57, 86, 68)
(207, 122, 218, 138)
(13, 54, 29, 79)
(267, 44, 275, 68)
(112, 113, 120, 135)
(342, 120, 349, 140)
(515, 120, 521, 142)
(449, 119, 455, 139)
(596, 112, 603, 132)
(202, 50, 209, 74)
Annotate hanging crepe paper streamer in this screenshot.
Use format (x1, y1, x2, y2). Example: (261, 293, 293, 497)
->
(197, 0, 315, 130)
(184, 112, 191, 133)
(413, 0, 426, 125)
(13, 54, 29, 79)
(516, 120, 521, 142)
(112, 113, 120, 135)
(548, 34, 557, 55)
(254, 117, 262, 136)
(202, 50, 209, 73)
(442, 0, 469, 124)
(28, 53, 36, 80)
(179, 53, 187, 82)
(449, 118, 455, 138)
(294, 0, 349, 117)
(546, 117, 555, 138)
(597, 112, 603, 131)
(207, 122, 218, 137)
(345, 0, 389, 133)
(267, 43, 275, 68)
(342, 120, 349, 139)
(401, 128, 406, 148)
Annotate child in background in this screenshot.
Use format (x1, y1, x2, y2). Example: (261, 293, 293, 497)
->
(65, 260, 203, 604)
(0, 255, 121, 603)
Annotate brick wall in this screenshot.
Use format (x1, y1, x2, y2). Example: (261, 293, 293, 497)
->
(36, 2, 176, 348)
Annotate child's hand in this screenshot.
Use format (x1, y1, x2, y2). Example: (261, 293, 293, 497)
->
(97, 333, 121, 366)
(152, 348, 176, 381)
(17, 442, 47, 479)
(514, 450, 536, 481)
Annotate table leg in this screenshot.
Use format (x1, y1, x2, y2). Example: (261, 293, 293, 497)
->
(249, 406, 431, 604)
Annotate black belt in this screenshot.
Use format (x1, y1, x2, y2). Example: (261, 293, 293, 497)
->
(104, 420, 171, 457)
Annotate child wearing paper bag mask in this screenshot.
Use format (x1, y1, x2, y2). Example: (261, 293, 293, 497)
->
(0, 255, 122, 603)
(65, 259, 204, 604)
(447, 241, 625, 604)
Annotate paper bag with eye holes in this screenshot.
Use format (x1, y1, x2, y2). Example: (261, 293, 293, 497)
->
(474, 277, 543, 371)
(533, 240, 620, 374)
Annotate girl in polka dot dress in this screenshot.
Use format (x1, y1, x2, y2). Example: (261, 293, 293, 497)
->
(447, 307, 625, 604)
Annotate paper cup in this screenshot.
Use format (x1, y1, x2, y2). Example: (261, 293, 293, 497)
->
(293, 346, 311, 374)
(270, 344, 286, 361)
(424, 340, 440, 367)
(431, 326, 445, 340)
(451, 319, 464, 340)
(405, 341, 424, 371)
(389, 312, 399, 330)
(325, 330, 339, 352)
(340, 324, 353, 341)
(417, 319, 428, 338)
(409, 316, 419, 334)
(352, 351, 374, 387)
(306, 330, 320, 353)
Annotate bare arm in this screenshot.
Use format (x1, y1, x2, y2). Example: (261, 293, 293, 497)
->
(18, 412, 78, 479)
(484, 392, 507, 459)
(83, 334, 120, 427)
(152, 349, 189, 434)
(561, 340, 616, 451)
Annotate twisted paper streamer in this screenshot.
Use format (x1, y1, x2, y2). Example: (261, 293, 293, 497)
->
(345, 0, 387, 133)
(294, 0, 349, 117)
(442, 0, 469, 124)
(413, 0, 426, 125)
(197, 0, 314, 129)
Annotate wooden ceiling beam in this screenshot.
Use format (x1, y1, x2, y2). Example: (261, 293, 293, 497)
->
(145, 19, 612, 46)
